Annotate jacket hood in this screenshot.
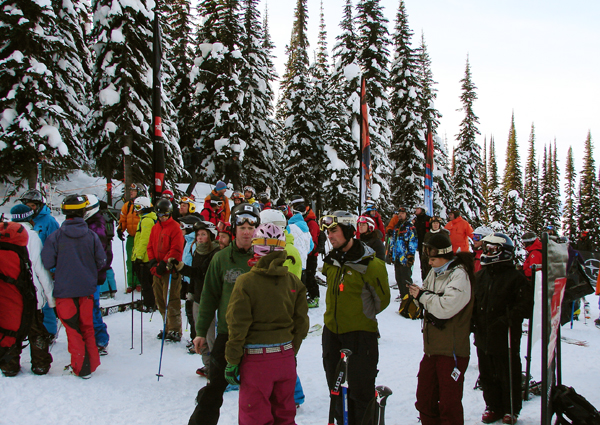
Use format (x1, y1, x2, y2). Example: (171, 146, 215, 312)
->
(34, 204, 52, 219)
(252, 250, 289, 277)
(285, 230, 295, 245)
(325, 239, 375, 273)
(61, 217, 90, 239)
(288, 213, 309, 231)
(526, 238, 542, 252)
(184, 232, 196, 243)
(304, 208, 317, 221)
(141, 211, 157, 221)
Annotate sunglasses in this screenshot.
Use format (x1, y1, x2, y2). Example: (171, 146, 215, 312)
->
(234, 213, 259, 226)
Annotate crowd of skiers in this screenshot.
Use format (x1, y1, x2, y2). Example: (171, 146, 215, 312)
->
(0, 181, 597, 425)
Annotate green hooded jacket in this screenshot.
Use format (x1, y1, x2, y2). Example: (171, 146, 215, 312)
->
(322, 240, 390, 334)
(195, 241, 253, 337)
(284, 230, 302, 279)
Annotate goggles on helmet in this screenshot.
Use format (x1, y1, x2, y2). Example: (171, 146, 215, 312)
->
(483, 243, 502, 256)
(157, 211, 171, 218)
(210, 200, 223, 208)
(234, 213, 259, 227)
(472, 234, 482, 242)
(134, 203, 144, 211)
(251, 237, 286, 248)
(217, 221, 232, 234)
(396, 207, 407, 214)
(180, 196, 194, 204)
(180, 221, 195, 231)
(424, 245, 453, 258)
(319, 215, 339, 231)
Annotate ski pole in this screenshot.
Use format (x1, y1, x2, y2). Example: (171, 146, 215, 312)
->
(140, 291, 143, 355)
(156, 273, 173, 381)
(340, 348, 352, 425)
(507, 324, 515, 424)
(130, 278, 134, 350)
(375, 385, 392, 425)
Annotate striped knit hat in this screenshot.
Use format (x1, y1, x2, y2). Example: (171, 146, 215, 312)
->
(11, 204, 34, 222)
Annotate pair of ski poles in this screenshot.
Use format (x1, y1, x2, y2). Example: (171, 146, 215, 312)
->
(121, 239, 144, 355)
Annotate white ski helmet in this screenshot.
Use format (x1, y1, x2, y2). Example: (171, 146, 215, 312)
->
(260, 209, 287, 230)
(133, 196, 153, 212)
(83, 194, 100, 221)
(473, 226, 493, 242)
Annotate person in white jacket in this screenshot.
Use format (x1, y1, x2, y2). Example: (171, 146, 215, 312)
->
(9, 204, 55, 375)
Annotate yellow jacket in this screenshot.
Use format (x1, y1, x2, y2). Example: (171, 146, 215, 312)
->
(132, 212, 157, 262)
(118, 200, 140, 236)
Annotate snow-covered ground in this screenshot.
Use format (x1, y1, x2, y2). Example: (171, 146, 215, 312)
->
(1, 176, 600, 424)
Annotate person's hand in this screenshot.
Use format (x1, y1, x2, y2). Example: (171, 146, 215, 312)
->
(224, 363, 241, 385)
(167, 257, 184, 271)
(408, 284, 422, 299)
(406, 255, 414, 266)
(193, 336, 205, 354)
(117, 229, 124, 241)
(386, 229, 393, 237)
(155, 260, 167, 276)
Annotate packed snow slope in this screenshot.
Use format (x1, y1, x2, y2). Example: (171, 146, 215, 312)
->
(1, 174, 599, 424)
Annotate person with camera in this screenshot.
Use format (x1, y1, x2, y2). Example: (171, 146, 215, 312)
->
(408, 232, 475, 425)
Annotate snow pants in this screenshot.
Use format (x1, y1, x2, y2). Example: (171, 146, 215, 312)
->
(153, 272, 182, 334)
(477, 345, 523, 416)
(189, 333, 229, 425)
(394, 262, 413, 298)
(303, 255, 320, 300)
(42, 302, 58, 335)
(137, 262, 155, 309)
(192, 302, 214, 369)
(322, 326, 379, 425)
(56, 296, 100, 377)
(239, 347, 297, 425)
(415, 354, 469, 425)
(125, 236, 140, 289)
(92, 286, 109, 348)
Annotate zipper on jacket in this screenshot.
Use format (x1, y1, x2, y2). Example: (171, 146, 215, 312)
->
(332, 266, 343, 334)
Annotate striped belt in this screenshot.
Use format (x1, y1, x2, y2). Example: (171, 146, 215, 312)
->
(244, 343, 293, 355)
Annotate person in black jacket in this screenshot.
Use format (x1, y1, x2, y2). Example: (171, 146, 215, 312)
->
(473, 233, 532, 425)
(413, 206, 431, 280)
(221, 154, 241, 191)
(357, 215, 385, 261)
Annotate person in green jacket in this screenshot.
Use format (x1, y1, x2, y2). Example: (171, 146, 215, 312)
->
(187, 203, 259, 425)
(319, 210, 390, 425)
(224, 222, 309, 425)
(131, 196, 157, 310)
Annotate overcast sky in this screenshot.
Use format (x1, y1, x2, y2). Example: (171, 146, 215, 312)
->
(260, 0, 600, 179)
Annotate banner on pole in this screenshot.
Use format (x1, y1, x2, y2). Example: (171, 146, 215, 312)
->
(152, 11, 165, 198)
(424, 128, 434, 214)
(359, 76, 372, 209)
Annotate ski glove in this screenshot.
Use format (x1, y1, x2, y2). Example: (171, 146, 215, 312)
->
(406, 255, 415, 266)
(224, 363, 240, 386)
(167, 257, 184, 271)
(117, 229, 125, 241)
(155, 260, 168, 276)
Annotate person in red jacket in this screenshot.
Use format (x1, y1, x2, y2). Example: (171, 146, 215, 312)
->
(147, 199, 185, 342)
(522, 232, 542, 280)
(445, 209, 474, 254)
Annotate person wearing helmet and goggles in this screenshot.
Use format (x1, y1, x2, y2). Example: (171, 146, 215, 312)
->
(131, 196, 157, 311)
(203, 181, 231, 222)
(357, 215, 385, 261)
(179, 196, 202, 219)
(117, 183, 144, 292)
(319, 211, 390, 425)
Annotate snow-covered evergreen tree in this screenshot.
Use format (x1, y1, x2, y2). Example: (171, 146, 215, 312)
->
(453, 56, 483, 225)
(356, 0, 392, 215)
(89, 0, 182, 187)
(277, 0, 322, 202)
(539, 143, 561, 231)
(322, 0, 360, 212)
(0, 0, 87, 188)
(238, 0, 280, 195)
(501, 113, 522, 197)
(549, 141, 562, 229)
(577, 132, 599, 245)
(432, 135, 453, 219)
(480, 136, 489, 224)
(523, 124, 540, 232)
(562, 146, 577, 241)
(487, 136, 504, 231)
(388, 0, 424, 208)
(191, 0, 246, 182)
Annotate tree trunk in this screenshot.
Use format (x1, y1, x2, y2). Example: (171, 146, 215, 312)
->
(123, 134, 133, 202)
(27, 165, 38, 189)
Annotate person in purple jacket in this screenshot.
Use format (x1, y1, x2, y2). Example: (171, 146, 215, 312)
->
(84, 194, 112, 355)
(41, 195, 106, 379)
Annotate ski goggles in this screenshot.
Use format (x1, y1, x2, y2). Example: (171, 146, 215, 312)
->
(319, 215, 347, 231)
(277, 205, 290, 213)
(396, 207, 408, 214)
(156, 212, 171, 218)
(180, 221, 195, 232)
(472, 234, 482, 242)
(133, 204, 144, 211)
(483, 243, 502, 256)
(424, 244, 453, 258)
(234, 213, 259, 227)
(210, 200, 223, 208)
(180, 196, 194, 204)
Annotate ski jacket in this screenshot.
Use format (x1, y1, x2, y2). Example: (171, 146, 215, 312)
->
(445, 216, 473, 253)
(195, 241, 253, 337)
(225, 250, 309, 365)
(180, 241, 220, 303)
(414, 213, 431, 251)
(22, 222, 55, 309)
(147, 217, 184, 269)
(86, 212, 113, 285)
(200, 204, 225, 226)
(573, 236, 593, 252)
(204, 190, 231, 222)
(522, 238, 542, 279)
(287, 213, 313, 269)
(118, 200, 140, 237)
(419, 261, 473, 358)
(422, 229, 450, 265)
(284, 231, 303, 279)
(41, 218, 106, 298)
(322, 240, 390, 335)
(132, 212, 157, 263)
(261, 202, 273, 210)
(473, 263, 532, 355)
(304, 208, 320, 257)
(390, 219, 418, 265)
(31, 205, 59, 245)
(181, 232, 195, 284)
(359, 230, 386, 262)
(473, 249, 483, 273)
(368, 212, 386, 241)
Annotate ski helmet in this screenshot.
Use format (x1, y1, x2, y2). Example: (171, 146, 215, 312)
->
(289, 195, 306, 215)
(414, 205, 427, 214)
(365, 205, 377, 213)
(193, 221, 218, 240)
(19, 189, 46, 207)
(161, 189, 174, 201)
(155, 198, 173, 217)
(243, 186, 255, 197)
(260, 209, 288, 230)
(480, 233, 515, 265)
(231, 203, 261, 230)
(396, 206, 408, 214)
(357, 215, 376, 233)
(522, 231, 537, 246)
(252, 223, 286, 257)
(423, 233, 454, 260)
(429, 216, 443, 226)
(129, 183, 146, 196)
(180, 196, 196, 214)
(179, 215, 202, 235)
(216, 221, 233, 238)
(133, 196, 153, 213)
(319, 211, 357, 241)
(258, 192, 270, 204)
(83, 194, 100, 221)
(473, 226, 493, 242)
(61, 194, 89, 218)
(231, 191, 244, 203)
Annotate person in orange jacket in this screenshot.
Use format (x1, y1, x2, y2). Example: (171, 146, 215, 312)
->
(117, 183, 142, 292)
(147, 199, 185, 341)
(204, 181, 230, 222)
(444, 209, 473, 254)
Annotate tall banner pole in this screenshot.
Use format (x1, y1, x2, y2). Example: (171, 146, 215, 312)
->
(424, 124, 434, 214)
(152, 7, 165, 202)
(359, 76, 372, 216)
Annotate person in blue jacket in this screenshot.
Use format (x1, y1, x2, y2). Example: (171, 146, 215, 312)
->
(19, 189, 60, 336)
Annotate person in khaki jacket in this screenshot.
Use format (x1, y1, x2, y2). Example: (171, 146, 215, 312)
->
(408, 232, 475, 425)
(117, 183, 143, 292)
(224, 223, 309, 425)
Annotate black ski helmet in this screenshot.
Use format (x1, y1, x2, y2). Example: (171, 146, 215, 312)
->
(230, 202, 261, 231)
(179, 215, 202, 235)
(155, 198, 173, 216)
(423, 233, 454, 260)
(61, 194, 89, 218)
(480, 233, 515, 265)
(289, 194, 306, 215)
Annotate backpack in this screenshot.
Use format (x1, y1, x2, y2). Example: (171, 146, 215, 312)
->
(552, 384, 600, 425)
(0, 222, 37, 359)
(398, 294, 423, 319)
(100, 201, 119, 241)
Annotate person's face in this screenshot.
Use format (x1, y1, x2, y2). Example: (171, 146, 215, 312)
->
(473, 240, 483, 249)
(368, 210, 376, 217)
(431, 221, 440, 231)
(233, 198, 242, 205)
(448, 213, 455, 221)
(358, 223, 369, 234)
(235, 223, 255, 249)
(25, 202, 37, 211)
(244, 191, 252, 199)
(398, 211, 407, 221)
(218, 233, 231, 249)
(429, 256, 448, 268)
(327, 226, 347, 250)
(196, 230, 210, 245)
(217, 188, 226, 196)
(415, 208, 422, 216)
(159, 215, 169, 222)
(130, 189, 138, 199)
(179, 203, 189, 215)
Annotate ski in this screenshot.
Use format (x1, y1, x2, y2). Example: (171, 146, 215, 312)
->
(100, 300, 142, 317)
(560, 336, 589, 347)
(308, 324, 323, 335)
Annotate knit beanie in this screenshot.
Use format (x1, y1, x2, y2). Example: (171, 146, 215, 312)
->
(215, 181, 227, 191)
(11, 204, 34, 222)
